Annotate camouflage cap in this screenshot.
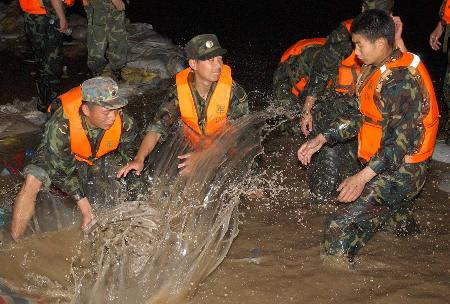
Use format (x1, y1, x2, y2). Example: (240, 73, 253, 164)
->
(81, 77, 127, 110)
(362, 0, 394, 12)
(185, 34, 227, 60)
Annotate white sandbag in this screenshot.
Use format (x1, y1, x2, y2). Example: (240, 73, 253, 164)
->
(432, 142, 450, 164)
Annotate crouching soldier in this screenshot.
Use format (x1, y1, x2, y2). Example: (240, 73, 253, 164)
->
(11, 77, 138, 240)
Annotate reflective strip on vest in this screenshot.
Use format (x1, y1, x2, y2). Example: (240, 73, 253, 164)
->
(176, 65, 232, 149)
(357, 52, 439, 164)
(59, 86, 122, 166)
(443, 0, 450, 24)
(18, 0, 47, 15)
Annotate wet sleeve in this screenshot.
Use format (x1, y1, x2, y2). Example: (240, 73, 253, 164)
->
(367, 70, 423, 174)
(304, 23, 353, 98)
(145, 87, 180, 141)
(117, 111, 139, 161)
(322, 95, 362, 144)
(227, 81, 249, 120)
(44, 111, 86, 201)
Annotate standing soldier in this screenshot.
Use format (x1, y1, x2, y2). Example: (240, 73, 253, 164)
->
(429, 0, 450, 144)
(19, 0, 74, 112)
(83, 0, 128, 81)
(298, 9, 439, 261)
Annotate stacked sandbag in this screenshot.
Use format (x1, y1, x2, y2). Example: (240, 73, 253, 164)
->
(0, 1, 24, 40)
(123, 23, 185, 85)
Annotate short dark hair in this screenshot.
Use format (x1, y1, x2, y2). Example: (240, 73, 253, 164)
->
(351, 9, 395, 48)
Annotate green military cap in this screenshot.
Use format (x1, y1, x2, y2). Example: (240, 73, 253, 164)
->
(81, 76, 128, 110)
(185, 34, 227, 60)
(362, 0, 394, 12)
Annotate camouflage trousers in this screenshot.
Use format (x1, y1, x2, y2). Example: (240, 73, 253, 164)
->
(324, 160, 429, 259)
(307, 95, 361, 200)
(24, 13, 63, 112)
(85, 4, 128, 75)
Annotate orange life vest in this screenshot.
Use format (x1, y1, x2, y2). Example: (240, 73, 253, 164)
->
(357, 52, 439, 164)
(59, 86, 122, 166)
(19, 0, 74, 14)
(19, 0, 47, 15)
(279, 19, 360, 96)
(279, 38, 327, 96)
(176, 65, 232, 149)
(442, 0, 450, 24)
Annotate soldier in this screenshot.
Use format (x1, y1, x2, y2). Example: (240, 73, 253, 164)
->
(300, 0, 404, 137)
(18, 0, 74, 112)
(298, 9, 439, 261)
(283, 0, 406, 200)
(83, 0, 128, 81)
(117, 34, 248, 178)
(10, 77, 138, 240)
(429, 0, 450, 144)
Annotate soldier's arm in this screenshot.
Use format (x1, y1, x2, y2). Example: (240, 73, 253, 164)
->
(50, 0, 68, 33)
(304, 23, 353, 99)
(322, 95, 362, 144)
(367, 70, 422, 174)
(227, 81, 249, 120)
(44, 110, 86, 201)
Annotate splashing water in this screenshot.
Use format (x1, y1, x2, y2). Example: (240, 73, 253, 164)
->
(0, 110, 278, 303)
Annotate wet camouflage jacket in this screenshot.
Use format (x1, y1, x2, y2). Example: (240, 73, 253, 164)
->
(30, 106, 138, 201)
(146, 72, 249, 140)
(323, 50, 425, 174)
(304, 22, 353, 99)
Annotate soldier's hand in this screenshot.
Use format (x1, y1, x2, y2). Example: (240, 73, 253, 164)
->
(429, 22, 444, 51)
(297, 134, 327, 166)
(58, 17, 69, 33)
(111, 0, 125, 11)
(392, 15, 403, 43)
(116, 159, 145, 178)
(300, 110, 313, 136)
(76, 197, 96, 232)
(177, 153, 195, 176)
(337, 167, 376, 203)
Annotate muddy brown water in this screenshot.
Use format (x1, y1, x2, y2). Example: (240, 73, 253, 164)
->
(0, 39, 449, 303)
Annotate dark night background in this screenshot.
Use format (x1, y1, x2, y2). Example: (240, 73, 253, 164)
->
(122, 0, 447, 112)
(0, 0, 447, 104)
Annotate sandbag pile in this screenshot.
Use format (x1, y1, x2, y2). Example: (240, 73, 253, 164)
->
(0, 99, 47, 139)
(123, 23, 185, 85)
(0, 1, 24, 40)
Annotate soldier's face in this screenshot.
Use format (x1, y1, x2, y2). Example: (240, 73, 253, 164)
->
(352, 33, 385, 66)
(82, 104, 118, 130)
(190, 56, 223, 83)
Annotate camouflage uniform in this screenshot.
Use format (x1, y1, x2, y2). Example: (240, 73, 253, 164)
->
(272, 44, 321, 107)
(84, 0, 128, 77)
(299, 0, 395, 199)
(439, 0, 450, 143)
(146, 76, 249, 141)
(24, 78, 138, 202)
(322, 50, 429, 259)
(22, 0, 64, 112)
